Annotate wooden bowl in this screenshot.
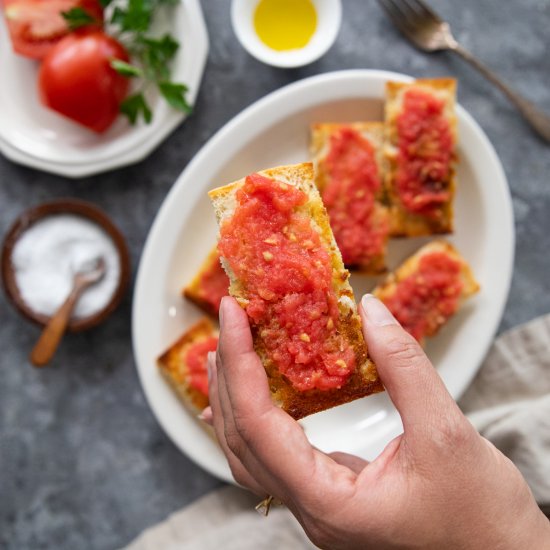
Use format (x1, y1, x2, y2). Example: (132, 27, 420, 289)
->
(1, 199, 131, 332)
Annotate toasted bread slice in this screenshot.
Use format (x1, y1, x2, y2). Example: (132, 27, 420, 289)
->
(385, 78, 458, 236)
(310, 122, 390, 274)
(373, 241, 479, 345)
(209, 163, 383, 420)
(158, 318, 218, 414)
(183, 246, 229, 317)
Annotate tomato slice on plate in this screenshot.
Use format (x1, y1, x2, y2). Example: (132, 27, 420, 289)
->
(3, 0, 103, 59)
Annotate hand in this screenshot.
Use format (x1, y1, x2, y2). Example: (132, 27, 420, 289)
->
(203, 295, 550, 550)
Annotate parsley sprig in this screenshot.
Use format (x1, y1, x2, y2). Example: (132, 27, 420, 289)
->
(62, 7, 98, 29)
(63, 0, 191, 125)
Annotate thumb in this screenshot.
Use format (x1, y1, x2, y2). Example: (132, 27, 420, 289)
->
(359, 294, 461, 435)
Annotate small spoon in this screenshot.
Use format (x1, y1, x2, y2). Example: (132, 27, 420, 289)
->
(30, 257, 106, 367)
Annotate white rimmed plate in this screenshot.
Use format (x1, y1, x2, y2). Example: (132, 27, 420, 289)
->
(0, 0, 208, 178)
(132, 70, 514, 483)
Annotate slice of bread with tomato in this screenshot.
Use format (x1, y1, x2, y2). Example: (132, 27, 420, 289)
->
(209, 163, 383, 420)
(311, 122, 390, 274)
(157, 318, 218, 414)
(372, 240, 479, 345)
(385, 78, 457, 236)
(183, 246, 229, 317)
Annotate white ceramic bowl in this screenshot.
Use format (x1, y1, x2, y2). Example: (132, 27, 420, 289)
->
(231, 0, 342, 68)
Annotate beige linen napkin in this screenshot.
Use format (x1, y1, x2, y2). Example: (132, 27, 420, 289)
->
(459, 314, 550, 503)
(123, 486, 316, 550)
(124, 314, 550, 550)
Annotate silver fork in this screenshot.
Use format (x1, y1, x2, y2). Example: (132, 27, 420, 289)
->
(377, 0, 550, 143)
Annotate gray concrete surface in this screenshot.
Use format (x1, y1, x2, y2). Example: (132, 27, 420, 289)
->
(1, 1, 549, 548)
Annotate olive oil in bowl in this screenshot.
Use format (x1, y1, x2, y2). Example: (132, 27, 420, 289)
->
(231, 0, 342, 68)
(254, 0, 317, 51)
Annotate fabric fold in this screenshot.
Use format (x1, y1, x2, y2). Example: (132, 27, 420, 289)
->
(459, 314, 550, 503)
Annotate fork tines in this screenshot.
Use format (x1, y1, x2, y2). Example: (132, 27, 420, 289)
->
(377, 0, 443, 34)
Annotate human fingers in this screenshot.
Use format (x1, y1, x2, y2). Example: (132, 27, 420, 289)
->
(213, 349, 278, 495)
(206, 351, 266, 495)
(198, 405, 212, 425)
(217, 297, 352, 503)
(359, 294, 464, 436)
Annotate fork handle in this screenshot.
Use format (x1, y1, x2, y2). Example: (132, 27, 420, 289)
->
(451, 43, 550, 143)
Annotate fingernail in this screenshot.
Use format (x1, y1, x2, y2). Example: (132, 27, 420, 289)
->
(198, 406, 213, 425)
(207, 351, 216, 383)
(361, 294, 398, 327)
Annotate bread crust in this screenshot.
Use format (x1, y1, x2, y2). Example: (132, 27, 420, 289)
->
(209, 163, 383, 419)
(182, 246, 226, 317)
(385, 78, 457, 237)
(373, 240, 479, 344)
(310, 122, 389, 274)
(157, 318, 217, 414)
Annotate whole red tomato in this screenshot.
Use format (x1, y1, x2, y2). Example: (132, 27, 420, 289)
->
(38, 31, 130, 133)
(3, 0, 104, 59)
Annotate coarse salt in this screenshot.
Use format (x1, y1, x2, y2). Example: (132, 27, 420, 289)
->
(12, 214, 121, 319)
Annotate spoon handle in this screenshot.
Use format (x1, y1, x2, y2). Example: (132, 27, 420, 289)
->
(30, 286, 82, 367)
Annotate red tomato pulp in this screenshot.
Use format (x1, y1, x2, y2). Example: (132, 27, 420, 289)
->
(323, 127, 388, 267)
(218, 173, 357, 392)
(3, 0, 103, 59)
(196, 254, 230, 315)
(38, 31, 130, 133)
(184, 337, 218, 397)
(396, 88, 454, 216)
(383, 252, 463, 341)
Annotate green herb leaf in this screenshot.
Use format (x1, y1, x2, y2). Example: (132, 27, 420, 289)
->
(138, 34, 179, 80)
(110, 59, 144, 78)
(120, 93, 153, 124)
(62, 7, 96, 30)
(158, 81, 192, 114)
(142, 34, 179, 60)
(102, 0, 187, 125)
(111, 0, 152, 32)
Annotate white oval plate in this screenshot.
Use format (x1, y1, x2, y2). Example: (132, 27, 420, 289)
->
(132, 70, 514, 483)
(0, 0, 208, 178)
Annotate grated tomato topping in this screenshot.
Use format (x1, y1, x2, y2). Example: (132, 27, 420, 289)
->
(383, 252, 463, 341)
(218, 172, 356, 391)
(183, 336, 218, 397)
(396, 88, 454, 217)
(196, 254, 229, 314)
(322, 127, 388, 266)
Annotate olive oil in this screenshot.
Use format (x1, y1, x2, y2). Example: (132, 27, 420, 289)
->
(254, 0, 317, 51)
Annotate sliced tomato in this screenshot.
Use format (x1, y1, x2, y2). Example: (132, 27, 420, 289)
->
(39, 31, 130, 133)
(3, 0, 103, 59)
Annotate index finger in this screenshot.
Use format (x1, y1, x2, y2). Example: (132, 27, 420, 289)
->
(217, 297, 348, 498)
